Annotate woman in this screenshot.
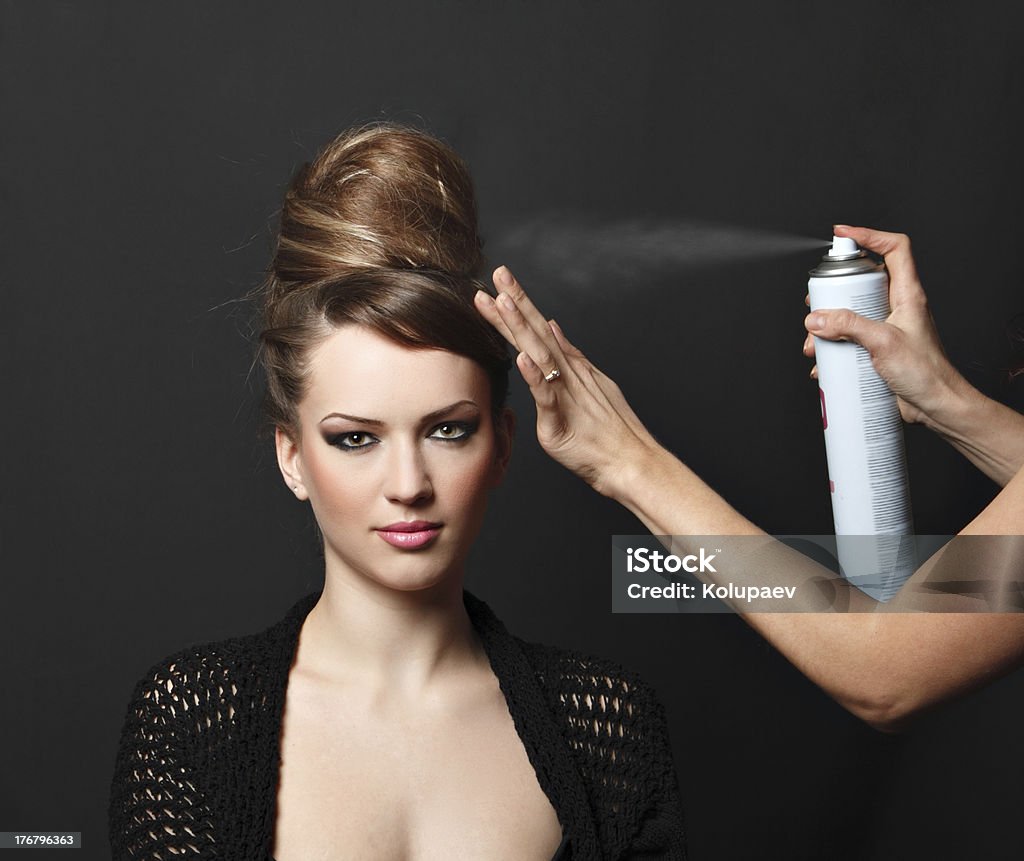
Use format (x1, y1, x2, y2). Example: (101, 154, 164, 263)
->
(475, 224, 1024, 734)
(108, 126, 686, 860)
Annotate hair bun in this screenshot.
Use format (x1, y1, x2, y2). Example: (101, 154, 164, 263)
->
(272, 124, 483, 287)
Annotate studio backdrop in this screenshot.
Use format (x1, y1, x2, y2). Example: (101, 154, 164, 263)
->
(3, 2, 1024, 859)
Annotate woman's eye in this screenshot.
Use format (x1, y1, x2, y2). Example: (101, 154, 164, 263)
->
(430, 422, 474, 441)
(331, 432, 377, 450)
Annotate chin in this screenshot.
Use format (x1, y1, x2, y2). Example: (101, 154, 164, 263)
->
(335, 551, 464, 595)
(368, 565, 461, 594)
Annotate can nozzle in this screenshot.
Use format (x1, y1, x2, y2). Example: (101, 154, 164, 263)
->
(829, 235, 859, 257)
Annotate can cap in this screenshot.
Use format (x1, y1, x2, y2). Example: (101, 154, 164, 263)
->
(809, 233, 885, 278)
(829, 236, 859, 257)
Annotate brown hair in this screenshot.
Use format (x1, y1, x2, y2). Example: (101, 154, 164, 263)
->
(257, 124, 510, 441)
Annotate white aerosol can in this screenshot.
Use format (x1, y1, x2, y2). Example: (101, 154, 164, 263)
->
(808, 236, 915, 600)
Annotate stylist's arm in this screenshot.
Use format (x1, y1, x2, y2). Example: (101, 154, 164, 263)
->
(475, 241, 1024, 733)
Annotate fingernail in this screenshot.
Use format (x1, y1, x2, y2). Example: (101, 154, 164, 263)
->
(496, 266, 514, 287)
(833, 224, 851, 231)
(806, 313, 825, 331)
(475, 289, 494, 305)
(499, 293, 515, 310)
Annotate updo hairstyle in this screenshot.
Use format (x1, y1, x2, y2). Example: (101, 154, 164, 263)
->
(258, 124, 511, 442)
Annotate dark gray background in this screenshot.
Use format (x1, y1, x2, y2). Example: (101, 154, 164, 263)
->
(3, 2, 1024, 858)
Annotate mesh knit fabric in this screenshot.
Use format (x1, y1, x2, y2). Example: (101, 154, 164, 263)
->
(109, 592, 686, 860)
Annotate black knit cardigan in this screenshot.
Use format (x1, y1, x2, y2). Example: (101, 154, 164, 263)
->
(109, 592, 686, 860)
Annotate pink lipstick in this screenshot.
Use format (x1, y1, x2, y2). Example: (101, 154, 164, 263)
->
(375, 521, 442, 549)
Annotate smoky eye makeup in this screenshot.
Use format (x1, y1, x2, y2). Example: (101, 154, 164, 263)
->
(321, 414, 482, 452)
(324, 430, 380, 451)
(428, 418, 480, 442)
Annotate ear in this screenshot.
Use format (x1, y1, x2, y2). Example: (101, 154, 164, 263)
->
(275, 426, 308, 500)
(489, 408, 516, 487)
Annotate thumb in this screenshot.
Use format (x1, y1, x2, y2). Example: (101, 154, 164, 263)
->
(805, 309, 898, 357)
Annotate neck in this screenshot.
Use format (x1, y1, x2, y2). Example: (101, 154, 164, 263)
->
(297, 555, 483, 695)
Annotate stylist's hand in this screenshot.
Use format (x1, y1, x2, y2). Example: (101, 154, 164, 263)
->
(474, 266, 658, 497)
(803, 225, 968, 426)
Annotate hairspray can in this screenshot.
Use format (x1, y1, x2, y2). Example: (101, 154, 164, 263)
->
(808, 236, 915, 600)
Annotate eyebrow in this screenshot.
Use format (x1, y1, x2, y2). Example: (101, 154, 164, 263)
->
(319, 400, 480, 427)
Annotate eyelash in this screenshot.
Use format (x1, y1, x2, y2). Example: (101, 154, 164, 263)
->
(328, 421, 479, 452)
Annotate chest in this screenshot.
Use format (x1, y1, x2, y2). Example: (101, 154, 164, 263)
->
(271, 678, 563, 861)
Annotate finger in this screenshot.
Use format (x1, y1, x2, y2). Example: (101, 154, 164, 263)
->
(474, 289, 518, 347)
(832, 225, 922, 298)
(810, 364, 818, 380)
(516, 351, 561, 413)
(495, 290, 572, 384)
(549, 319, 585, 360)
(802, 332, 816, 357)
(804, 293, 810, 308)
(493, 265, 568, 361)
(805, 308, 898, 358)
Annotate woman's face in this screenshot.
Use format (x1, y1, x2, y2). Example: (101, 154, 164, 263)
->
(276, 324, 512, 593)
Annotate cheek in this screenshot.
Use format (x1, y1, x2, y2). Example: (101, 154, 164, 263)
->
(305, 448, 373, 513)
(436, 448, 497, 506)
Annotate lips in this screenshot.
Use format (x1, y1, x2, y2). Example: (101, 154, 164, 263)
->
(375, 521, 442, 549)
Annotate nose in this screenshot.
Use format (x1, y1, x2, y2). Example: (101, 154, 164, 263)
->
(382, 439, 433, 505)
